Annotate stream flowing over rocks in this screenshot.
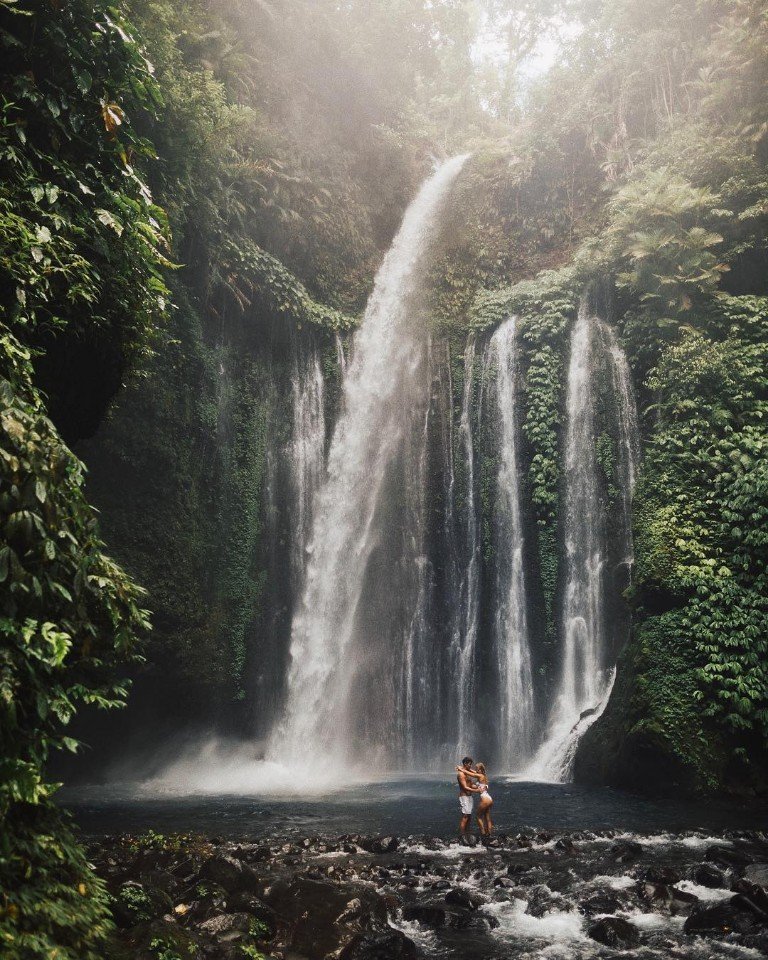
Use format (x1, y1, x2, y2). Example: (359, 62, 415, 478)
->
(92, 828, 768, 959)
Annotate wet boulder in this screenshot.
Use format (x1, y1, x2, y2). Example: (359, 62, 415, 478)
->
(199, 854, 258, 894)
(525, 884, 574, 918)
(445, 887, 483, 910)
(339, 930, 419, 960)
(705, 845, 754, 869)
(588, 916, 641, 948)
(264, 878, 387, 956)
(358, 836, 400, 854)
(731, 881, 768, 919)
(225, 892, 277, 937)
(579, 892, 625, 916)
(493, 876, 516, 889)
(744, 864, 768, 890)
(691, 862, 726, 888)
(401, 903, 448, 927)
(554, 837, 576, 854)
(609, 840, 643, 864)
(684, 898, 763, 936)
(637, 881, 697, 915)
(640, 866, 681, 885)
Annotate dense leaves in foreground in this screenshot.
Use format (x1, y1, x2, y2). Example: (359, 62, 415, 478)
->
(0, 0, 159, 955)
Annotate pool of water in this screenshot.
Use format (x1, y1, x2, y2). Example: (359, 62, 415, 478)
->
(59, 775, 764, 839)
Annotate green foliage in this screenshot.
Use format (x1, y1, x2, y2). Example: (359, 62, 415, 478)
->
(632, 319, 768, 774)
(0, 335, 147, 956)
(0, 0, 170, 356)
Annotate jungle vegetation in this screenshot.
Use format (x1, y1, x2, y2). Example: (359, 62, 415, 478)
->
(1, 0, 767, 957)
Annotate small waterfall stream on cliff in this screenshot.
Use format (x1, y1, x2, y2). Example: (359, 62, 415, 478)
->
(288, 340, 326, 585)
(269, 155, 470, 775)
(526, 299, 639, 781)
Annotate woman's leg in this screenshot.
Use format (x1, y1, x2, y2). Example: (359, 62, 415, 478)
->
(476, 798, 490, 836)
(484, 801, 494, 835)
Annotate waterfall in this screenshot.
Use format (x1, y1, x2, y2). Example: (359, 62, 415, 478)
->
(270, 155, 469, 773)
(485, 317, 535, 769)
(335, 331, 349, 378)
(288, 340, 326, 585)
(526, 298, 639, 781)
(453, 336, 481, 756)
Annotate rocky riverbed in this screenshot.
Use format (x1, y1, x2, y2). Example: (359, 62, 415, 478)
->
(91, 828, 768, 959)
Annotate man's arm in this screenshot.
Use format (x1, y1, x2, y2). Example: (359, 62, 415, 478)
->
(457, 769, 481, 792)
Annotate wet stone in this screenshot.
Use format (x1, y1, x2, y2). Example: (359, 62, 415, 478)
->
(338, 930, 419, 960)
(588, 915, 641, 949)
(609, 840, 643, 863)
(705, 844, 754, 868)
(691, 862, 726, 888)
(580, 892, 625, 916)
(684, 898, 763, 936)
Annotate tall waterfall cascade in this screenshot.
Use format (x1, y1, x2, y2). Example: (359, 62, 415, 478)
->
(268, 155, 470, 774)
(525, 299, 640, 781)
(485, 318, 535, 769)
(452, 336, 481, 757)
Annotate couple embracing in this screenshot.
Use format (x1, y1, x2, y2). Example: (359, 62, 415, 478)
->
(456, 756, 494, 842)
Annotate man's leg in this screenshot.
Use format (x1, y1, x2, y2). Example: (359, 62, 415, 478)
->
(459, 814, 470, 835)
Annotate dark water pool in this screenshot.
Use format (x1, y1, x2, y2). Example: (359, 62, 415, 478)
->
(59, 776, 765, 839)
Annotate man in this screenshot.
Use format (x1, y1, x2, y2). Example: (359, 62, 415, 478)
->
(457, 756, 482, 841)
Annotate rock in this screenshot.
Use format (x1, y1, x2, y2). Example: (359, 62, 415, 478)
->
(588, 916, 641, 948)
(580, 893, 624, 916)
(199, 854, 258, 894)
(609, 840, 643, 864)
(637, 881, 697, 915)
(744, 864, 768, 890)
(554, 837, 576, 854)
(692, 863, 726, 888)
(339, 930, 419, 960)
(525, 884, 574, 918)
(684, 898, 762, 936)
(641, 866, 681, 885)
(731, 882, 768, 919)
(198, 912, 251, 942)
(493, 876, 516, 889)
(459, 834, 478, 848)
(513, 866, 548, 887)
(263, 878, 387, 956)
(705, 845, 754, 869)
(112, 880, 172, 928)
(431, 879, 451, 891)
(401, 903, 448, 927)
(358, 836, 400, 854)
(445, 887, 482, 910)
(225, 893, 276, 937)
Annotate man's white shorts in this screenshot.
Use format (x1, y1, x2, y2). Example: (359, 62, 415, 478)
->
(459, 794, 474, 816)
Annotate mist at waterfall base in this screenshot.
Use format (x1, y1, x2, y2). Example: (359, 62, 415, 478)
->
(100, 159, 643, 799)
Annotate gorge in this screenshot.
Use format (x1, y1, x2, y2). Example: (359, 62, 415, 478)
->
(122, 158, 645, 790)
(3, 2, 768, 957)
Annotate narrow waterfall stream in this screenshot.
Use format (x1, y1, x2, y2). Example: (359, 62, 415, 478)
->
(269, 155, 470, 775)
(288, 340, 326, 586)
(526, 298, 639, 781)
(485, 317, 535, 769)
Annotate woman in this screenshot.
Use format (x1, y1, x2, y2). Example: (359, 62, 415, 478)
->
(455, 761, 494, 838)
(473, 762, 494, 838)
